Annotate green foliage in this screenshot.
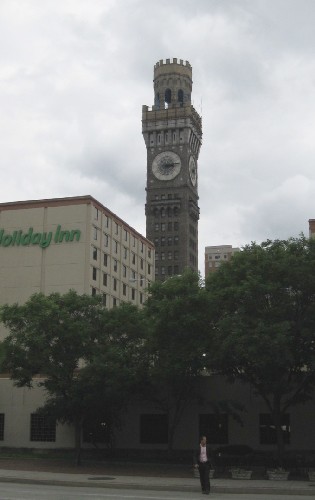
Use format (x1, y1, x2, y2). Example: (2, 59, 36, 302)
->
(1, 291, 147, 463)
(142, 270, 209, 449)
(205, 236, 315, 461)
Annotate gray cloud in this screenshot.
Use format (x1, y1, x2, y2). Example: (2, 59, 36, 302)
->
(1, 0, 315, 273)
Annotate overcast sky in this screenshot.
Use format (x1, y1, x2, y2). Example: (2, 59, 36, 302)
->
(1, 0, 315, 274)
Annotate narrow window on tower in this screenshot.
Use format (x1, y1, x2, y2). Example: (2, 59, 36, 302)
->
(165, 88, 171, 108)
(178, 89, 184, 106)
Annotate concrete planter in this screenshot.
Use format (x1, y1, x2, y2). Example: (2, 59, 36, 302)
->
(230, 468, 252, 480)
(308, 471, 315, 481)
(267, 470, 289, 480)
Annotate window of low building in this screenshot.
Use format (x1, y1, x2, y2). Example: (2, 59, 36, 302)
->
(30, 414, 56, 442)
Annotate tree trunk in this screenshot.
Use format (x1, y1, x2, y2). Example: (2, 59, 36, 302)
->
(74, 419, 82, 466)
(273, 397, 284, 467)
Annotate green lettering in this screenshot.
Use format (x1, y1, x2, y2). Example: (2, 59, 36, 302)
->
(31, 233, 41, 245)
(3, 235, 12, 247)
(59, 230, 70, 242)
(40, 232, 52, 248)
(54, 225, 61, 243)
(21, 228, 33, 246)
(70, 229, 81, 242)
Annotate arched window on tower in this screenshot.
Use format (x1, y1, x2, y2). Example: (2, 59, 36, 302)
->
(178, 89, 184, 106)
(165, 88, 171, 109)
(155, 93, 160, 109)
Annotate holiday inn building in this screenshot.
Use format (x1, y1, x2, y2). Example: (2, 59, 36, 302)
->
(0, 195, 154, 332)
(0, 195, 155, 448)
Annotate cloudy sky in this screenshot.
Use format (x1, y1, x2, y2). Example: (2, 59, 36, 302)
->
(1, 0, 315, 274)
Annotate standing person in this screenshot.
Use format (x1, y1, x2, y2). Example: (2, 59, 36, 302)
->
(193, 435, 212, 495)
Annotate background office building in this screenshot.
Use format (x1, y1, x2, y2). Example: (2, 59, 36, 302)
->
(205, 245, 240, 277)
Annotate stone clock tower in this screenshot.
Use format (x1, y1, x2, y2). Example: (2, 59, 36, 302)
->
(142, 58, 202, 280)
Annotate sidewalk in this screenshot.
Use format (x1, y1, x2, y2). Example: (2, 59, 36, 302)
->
(0, 460, 315, 495)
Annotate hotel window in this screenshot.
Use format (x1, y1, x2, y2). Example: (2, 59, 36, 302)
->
(167, 237, 172, 246)
(148, 249, 151, 259)
(114, 240, 118, 253)
(131, 270, 136, 280)
(174, 251, 179, 260)
(148, 264, 151, 274)
(132, 236, 136, 247)
(92, 267, 97, 281)
(140, 293, 143, 305)
(161, 223, 166, 231)
(140, 414, 168, 444)
(168, 266, 172, 275)
(132, 252, 136, 265)
(155, 267, 159, 276)
(141, 242, 144, 253)
(174, 222, 179, 231)
(92, 247, 97, 260)
(115, 222, 119, 235)
(103, 253, 108, 267)
(155, 252, 159, 261)
(199, 414, 228, 445)
(140, 259, 144, 270)
(155, 223, 159, 231)
(113, 297, 117, 307)
(113, 259, 118, 272)
(131, 288, 136, 301)
(168, 222, 172, 231)
(161, 237, 165, 246)
(161, 266, 165, 275)
(123, 247, 128, 259)
(104, 215, 109, 228)
(94, 207, 99, 220)
(30, 414, 56, 442)
(0, 414, 4, 440)
(102, 294, 107, 306)
(154, 238, 159, 247)
(93, 227, 98, 241)
(123, 265, 127, 278)
(113, 278, 117, 291)
(124, 229, 128, 241)
(259, 414, 290, 445)
(161, 252, 165, 261)
(123, 283, 127, 296)
(103, 273, 108, 287)
(140, 275, 144, 286)
(104, 233, 109, 247)
(174, 236, 179, 245)
(168, 251, 172, 260)
(91, 287, 96, 296)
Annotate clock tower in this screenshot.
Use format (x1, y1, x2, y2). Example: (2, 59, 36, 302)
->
(142, 58, 202, 280)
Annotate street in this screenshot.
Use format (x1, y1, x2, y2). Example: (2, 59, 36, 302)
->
(0, 483, 314, 500)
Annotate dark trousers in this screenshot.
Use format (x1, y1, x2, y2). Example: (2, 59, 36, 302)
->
(198, 461, 210, 492)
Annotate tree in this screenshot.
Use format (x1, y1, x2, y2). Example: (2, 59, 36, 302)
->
(142, 270, 209, 452)
(205, 236, 315, 464)
(1, 292, 146, 464)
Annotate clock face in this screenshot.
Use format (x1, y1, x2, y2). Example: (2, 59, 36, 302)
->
(189, 156, 197, 186)
(152, 152, 181, 181)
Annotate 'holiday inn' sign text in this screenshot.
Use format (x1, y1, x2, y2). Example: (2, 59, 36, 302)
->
(0, 225, 81, 249)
